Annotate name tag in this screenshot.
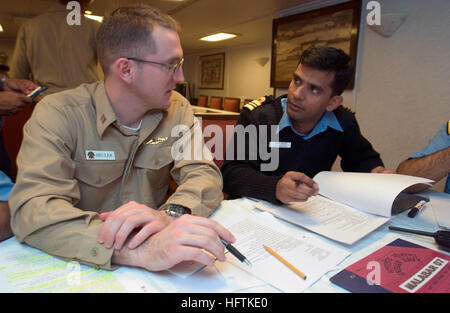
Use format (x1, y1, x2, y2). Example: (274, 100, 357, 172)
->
(269, 141, 291, 148)
(85, 150, 116, 161)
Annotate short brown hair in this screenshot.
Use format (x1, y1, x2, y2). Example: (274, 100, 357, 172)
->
(96, 4, 180, 75)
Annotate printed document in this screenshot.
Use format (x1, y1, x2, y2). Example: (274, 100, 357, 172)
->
(0, 237, 162, 293)
(212, 200, 350, 292)
(252, 172, 433, 245)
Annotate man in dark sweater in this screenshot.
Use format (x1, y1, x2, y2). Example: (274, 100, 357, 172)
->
(221, 46, 392, 204)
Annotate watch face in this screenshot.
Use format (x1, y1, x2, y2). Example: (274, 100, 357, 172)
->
(166, 204, 186, 217)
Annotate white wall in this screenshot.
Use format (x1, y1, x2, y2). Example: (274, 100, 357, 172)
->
(355, 0, 450, 190)
(184, 43, 273, 105)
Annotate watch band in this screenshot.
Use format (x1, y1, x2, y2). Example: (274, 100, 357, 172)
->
(164, 204, 191, 218)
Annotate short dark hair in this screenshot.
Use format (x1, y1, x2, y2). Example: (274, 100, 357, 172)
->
(299, 46, 354, 96)
(96, 4, 180, 75)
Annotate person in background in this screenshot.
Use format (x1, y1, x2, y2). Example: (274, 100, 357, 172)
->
(9, 0, 101, 95)
(9, 5, 234, 273)
(0, 77, 37, 177)
(0, 58, 34, 241)
(397, 121, 449, 193)
(222, 46, 393, 205)
(0, 170, 13, 242)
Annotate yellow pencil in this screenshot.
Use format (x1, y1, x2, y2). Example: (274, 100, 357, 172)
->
(263, 245, 307, 280)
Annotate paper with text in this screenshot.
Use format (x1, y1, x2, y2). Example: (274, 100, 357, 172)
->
(0, 238, 158, 293)
(213, 200, 350, 292)
(254, 196, 389, 245)
(313, 172, 433, 217)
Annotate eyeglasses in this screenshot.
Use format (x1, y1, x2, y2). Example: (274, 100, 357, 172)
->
(127, 57, 184, 75)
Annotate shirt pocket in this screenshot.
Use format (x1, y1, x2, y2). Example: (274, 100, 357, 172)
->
(134, 143, 174, 189)
(73, 160, 126, 212)
(74, 160, 125, 188)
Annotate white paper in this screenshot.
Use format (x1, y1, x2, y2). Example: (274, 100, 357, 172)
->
(313, 172, 433, 217)
(255, 196, 389, 245)
(419, 190, 450, 229)
(0, 237, 177, 293)
(0, 238, 128, 293)
(213, 201, 350, 293)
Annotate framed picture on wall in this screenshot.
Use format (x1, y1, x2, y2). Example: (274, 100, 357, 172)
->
(270, 0, 362, 88)
(199, 53, 225, 89)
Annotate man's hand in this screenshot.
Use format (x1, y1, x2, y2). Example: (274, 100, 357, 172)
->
(112, 214, 236, 272)
(275, 171, 319, 204)
(97, 201, 172, 250)
(371, 166, 395, 174)
(0, 91, 33, 115)
(3, 78, 37, 94)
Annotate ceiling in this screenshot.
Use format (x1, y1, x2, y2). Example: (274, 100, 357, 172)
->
(0, 0, 319, 55)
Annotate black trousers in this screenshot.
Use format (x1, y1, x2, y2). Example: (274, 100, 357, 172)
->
(0, 128, 11, 179)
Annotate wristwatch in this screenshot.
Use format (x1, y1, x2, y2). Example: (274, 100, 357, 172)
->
(164, 204, 191, 218)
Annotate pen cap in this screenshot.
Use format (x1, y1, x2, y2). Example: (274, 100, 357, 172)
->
(435, 231, 450, 250)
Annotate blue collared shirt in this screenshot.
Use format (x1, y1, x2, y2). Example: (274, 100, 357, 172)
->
(410, 122, 450, 194)
(277, 98, 343, 140)
(0, 170, 13, 201)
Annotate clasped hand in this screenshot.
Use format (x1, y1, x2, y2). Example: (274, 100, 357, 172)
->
(98, 201, 236, 272)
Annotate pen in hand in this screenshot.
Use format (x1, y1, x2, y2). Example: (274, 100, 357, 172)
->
(221, 239, 252, 267)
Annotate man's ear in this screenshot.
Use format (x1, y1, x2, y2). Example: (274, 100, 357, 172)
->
(326, 95, 343, 112)
(112, 58, 134, 84)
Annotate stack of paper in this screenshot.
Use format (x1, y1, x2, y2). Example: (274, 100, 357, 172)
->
(253, 172, 434, 245)
(211, 199, 350, 292)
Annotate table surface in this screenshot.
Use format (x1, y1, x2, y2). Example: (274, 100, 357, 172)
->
(0, 191, 448, 293)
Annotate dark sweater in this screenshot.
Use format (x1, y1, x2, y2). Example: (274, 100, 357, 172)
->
(221, 95, 384, 203)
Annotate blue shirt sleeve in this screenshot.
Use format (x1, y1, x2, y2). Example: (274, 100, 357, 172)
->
(410, 122, 450, 158)
(0, 170, 14, 201)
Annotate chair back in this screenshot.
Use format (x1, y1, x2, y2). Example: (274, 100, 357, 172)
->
(209, 96, 223, 109)
(223, 97, 240, 112)
(197, 95, 208, 107)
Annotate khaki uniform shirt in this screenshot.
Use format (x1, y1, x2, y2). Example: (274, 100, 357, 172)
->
(10, 5, 102, 94)
(9, 81, 223, 270)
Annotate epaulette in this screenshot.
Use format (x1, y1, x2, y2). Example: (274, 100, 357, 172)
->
(342, 105, 355, 114)
(447, 121, 450, 135)
(243, 97, 267, 111)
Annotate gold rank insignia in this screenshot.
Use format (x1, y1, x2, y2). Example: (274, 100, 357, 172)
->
(243, 97, 266, 111)
(342, 105, 355, 114)
(447, 121, 450, 135)
(145, 137, 168, 145)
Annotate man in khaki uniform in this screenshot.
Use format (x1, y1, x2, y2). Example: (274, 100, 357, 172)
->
(9, 5, 235, 272)
(10, 0, 101, 94)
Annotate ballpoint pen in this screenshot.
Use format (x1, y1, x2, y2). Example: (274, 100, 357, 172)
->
(221, 239, 252, 267)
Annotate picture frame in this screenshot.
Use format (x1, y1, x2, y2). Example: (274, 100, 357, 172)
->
(270, 0, 362, 89)
(199, 53, 225, 89)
